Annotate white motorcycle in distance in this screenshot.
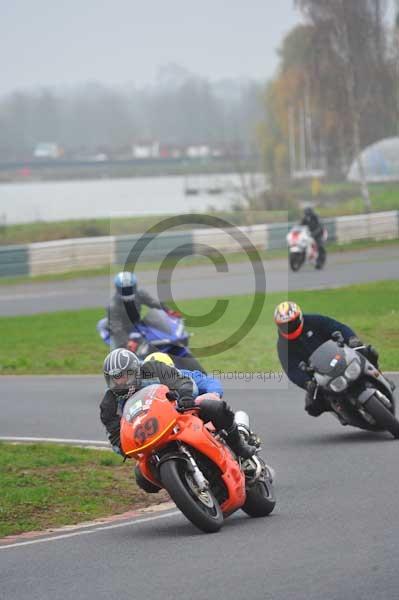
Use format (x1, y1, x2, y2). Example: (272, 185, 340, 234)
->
(287, 225, 327, 272)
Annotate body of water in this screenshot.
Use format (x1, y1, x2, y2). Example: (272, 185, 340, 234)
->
(0, 174, 251, 224)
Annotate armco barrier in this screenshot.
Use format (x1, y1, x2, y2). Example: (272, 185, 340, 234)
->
(29, 236, 115, 276)
(192, 224, 267, 254)
(0, 244, 29, 277)
(266, 222, 293, 250)
(115, 231, 194, 266)
(335, 211, 399, 244)
(0, 211, 398, 279)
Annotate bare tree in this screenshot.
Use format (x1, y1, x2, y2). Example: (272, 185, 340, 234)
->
(295, 0, 392, 211)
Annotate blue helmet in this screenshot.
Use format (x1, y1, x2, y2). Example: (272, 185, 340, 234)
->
(114, 271, 137, 301)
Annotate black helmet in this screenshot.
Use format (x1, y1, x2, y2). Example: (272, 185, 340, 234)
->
(304, 207, 314, 217)
(103, 349, 141, 395)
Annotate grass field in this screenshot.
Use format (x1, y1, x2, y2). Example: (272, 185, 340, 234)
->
(0, 443, 169, 538)
(0, 280, 397, 375)
(0, 209, 286, 246)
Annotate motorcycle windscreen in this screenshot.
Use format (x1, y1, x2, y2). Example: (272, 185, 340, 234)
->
(309, 340, 347, 376)
(120, 384, 177, 455)
(142, 309, 176, 334)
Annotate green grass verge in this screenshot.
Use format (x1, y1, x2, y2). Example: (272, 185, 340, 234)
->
(0, 237, 398, 287)
(0, 443, 169, 538)
(0, 209, 285, 246)
(0, 280, 397, 375)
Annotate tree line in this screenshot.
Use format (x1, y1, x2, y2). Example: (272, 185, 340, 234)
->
(260, 0, 398, 208)
(0, 65, 263, 162)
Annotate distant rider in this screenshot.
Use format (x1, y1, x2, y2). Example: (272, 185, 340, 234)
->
(108, 271, 180, 350)
(274, 301, 382, 417)
(300, 207, 326, 268)
(100, 349, 257, 493)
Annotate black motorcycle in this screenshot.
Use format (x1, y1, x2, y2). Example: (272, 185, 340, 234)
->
(300, 332, 399, 438)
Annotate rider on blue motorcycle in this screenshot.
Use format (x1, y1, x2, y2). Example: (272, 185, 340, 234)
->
(274, 301, 383, 417)
(108, 272, 180, 350)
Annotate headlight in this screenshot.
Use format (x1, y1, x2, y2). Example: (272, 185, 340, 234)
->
(330, 376, 348, 393)
(345, 360, 361, 381)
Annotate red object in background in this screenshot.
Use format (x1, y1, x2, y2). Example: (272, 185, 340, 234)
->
(20, 167, 31, 178)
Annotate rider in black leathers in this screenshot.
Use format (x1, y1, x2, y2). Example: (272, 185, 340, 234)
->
(301, 207, 326, 268)
(274, 301, 382, 417)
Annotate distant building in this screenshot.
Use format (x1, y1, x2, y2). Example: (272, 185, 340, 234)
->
(186, 145, 210, 158)
(131, 141, 160, 159)
(33, 143, 62, 159)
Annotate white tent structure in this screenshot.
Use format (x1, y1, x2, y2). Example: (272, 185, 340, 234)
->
(347, 137, 399, 183)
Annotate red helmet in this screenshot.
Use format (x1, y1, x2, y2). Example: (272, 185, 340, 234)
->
(274, 302, 304, 340)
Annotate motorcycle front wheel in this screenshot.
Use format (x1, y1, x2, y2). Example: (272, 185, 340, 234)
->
(364, 394, 399, 439)
(289, 251, 305, 272)
(160, 459, 223, 533)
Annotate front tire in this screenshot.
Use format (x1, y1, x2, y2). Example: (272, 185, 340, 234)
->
(241, 478, 276, 518)
(289, 252, 305, 272)
(364, 394, 399, 439)
(160, 459, 223, 533)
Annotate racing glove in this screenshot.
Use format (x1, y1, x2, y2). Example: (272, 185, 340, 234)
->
(161, 304, 182, 318)
(349, 337, 379, 367)
(166, 390, 196, 411)
(364, 345, 379, 367)
(348, 336, 363, 348)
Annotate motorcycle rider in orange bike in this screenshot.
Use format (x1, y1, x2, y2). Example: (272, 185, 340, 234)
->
(100, 348, 258, 493)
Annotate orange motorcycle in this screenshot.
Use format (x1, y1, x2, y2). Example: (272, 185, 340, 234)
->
(120, 384, 276, 533)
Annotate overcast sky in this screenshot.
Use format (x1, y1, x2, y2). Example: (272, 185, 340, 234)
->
(0, 1, 301, 95)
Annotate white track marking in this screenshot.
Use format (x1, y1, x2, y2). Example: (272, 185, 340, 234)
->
(0, 510, 180, 551)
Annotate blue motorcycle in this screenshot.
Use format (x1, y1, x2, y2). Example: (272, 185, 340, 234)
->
(97, 308, 205, 372)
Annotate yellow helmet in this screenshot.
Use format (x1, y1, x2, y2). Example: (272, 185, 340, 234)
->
(143, 352, 174, 367)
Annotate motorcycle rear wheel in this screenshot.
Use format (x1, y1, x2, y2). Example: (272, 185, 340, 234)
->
(241, 478, 276, 517)
(364, 394, 399, 439)
(160, 459, 223, 533)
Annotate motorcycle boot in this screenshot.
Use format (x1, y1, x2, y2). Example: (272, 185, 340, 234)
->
(225, 424, 257, 460)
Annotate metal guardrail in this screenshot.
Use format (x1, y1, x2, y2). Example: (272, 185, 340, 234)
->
(0, 211, 397, 278)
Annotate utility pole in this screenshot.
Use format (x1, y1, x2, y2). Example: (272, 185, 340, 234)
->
(288, 106, 296, 177)
(300, 104, 307, 173)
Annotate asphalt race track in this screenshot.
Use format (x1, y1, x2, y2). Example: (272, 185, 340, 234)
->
(0, 246, 398, 316)
(1, 374, 399, 600)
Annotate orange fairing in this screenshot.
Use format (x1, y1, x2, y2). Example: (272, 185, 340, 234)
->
(120, 384, 177, 456)
(119, 384, 246, 516)
(175, 414, 246, 514)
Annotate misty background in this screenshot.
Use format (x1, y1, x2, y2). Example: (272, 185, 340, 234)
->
(0, 1, 299, 161)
